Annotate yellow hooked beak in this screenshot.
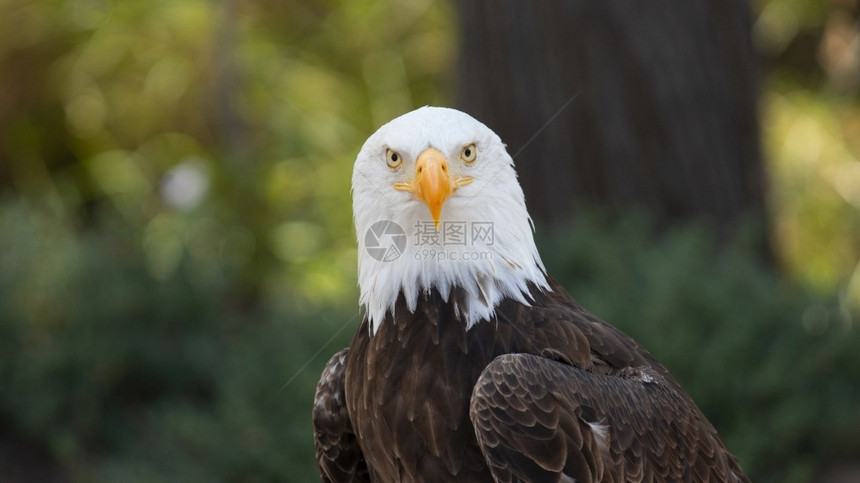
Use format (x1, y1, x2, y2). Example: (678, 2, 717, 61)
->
(393, 148, 472, 229)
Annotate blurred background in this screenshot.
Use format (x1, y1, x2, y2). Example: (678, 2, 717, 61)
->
(1, 0, 859, 481)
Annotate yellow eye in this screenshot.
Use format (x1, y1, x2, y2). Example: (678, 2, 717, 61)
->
(386, 148, 402, 169)
(461, 143, 477, 164)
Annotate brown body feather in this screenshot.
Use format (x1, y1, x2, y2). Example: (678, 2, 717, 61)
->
(313, 277, 748, 482)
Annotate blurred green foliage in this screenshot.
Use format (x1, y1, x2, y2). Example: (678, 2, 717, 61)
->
(754, 0, 860, 309)
(0, 200, 356, 481)
(1, 0, 859, 481)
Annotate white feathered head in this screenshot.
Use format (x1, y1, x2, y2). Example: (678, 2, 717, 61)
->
(352, 107, 549, 333)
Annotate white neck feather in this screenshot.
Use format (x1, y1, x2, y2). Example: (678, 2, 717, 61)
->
(354, 195, 549, 333)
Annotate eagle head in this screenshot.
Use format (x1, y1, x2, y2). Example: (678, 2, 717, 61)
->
(352, 106, 549, 333)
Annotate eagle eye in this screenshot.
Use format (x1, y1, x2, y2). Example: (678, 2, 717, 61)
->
(385, 148, 402, 169)
(460, 143, 477, 164)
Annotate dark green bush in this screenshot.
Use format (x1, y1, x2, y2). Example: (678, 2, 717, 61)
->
(0, 201, 352, 482)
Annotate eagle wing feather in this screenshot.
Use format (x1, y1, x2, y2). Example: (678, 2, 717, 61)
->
(313, 349, 369, 482)
(469, 352, 746, 483)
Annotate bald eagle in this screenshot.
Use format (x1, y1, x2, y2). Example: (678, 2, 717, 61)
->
(313, 107, 749, 482)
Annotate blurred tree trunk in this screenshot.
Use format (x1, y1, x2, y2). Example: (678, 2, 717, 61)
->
(456, 0, 769, 253)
